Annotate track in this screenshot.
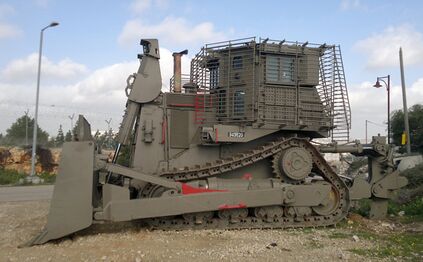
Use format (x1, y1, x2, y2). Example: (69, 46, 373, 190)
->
(144, 138, 350, 229)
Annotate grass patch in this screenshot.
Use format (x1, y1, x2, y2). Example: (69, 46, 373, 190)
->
(352, 197, 423, 222)
(389, 197, 423, 222)
(38, 172, 56, 184)
(351, 199, 372, 217)
(301, 227, 315, 234)
(348, 233, 423, 259)
(0, 168, 56, 185)
(0, 168, 25, 185)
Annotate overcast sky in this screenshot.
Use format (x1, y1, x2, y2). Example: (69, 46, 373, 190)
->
(0, 0, 423, 141)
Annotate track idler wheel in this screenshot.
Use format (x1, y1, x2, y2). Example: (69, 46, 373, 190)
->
(182, 212, 214, 225)
(254, 206, 284, 222)
(284, 207, 312, 218)
(218, 208, 248, 224)
(273, 146, 313, 183)
(312, 182, 340, 216)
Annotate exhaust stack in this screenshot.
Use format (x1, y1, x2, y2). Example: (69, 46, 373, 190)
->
(172, 50, 188, 93)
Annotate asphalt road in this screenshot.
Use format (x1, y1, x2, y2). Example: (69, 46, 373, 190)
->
(0, 185, 53, 202)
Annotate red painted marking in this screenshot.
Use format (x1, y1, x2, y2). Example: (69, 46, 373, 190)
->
(181, 183, 227, 195)
(161, 119, 167, 144)
(218, 203, 247, 210)
(242, 173, 252, 180)
(215, 128, 218, 143)
(169, 103, 195, 107)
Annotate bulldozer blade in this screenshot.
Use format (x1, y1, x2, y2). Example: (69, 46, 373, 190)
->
(22, 141, 95, 247)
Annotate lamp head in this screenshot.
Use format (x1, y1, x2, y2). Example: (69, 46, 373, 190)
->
(373, 80, 382, 88)
(49, 22, 59, 27)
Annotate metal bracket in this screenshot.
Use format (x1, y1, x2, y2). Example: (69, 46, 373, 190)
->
(143, 119, 154, 143)
(371, 170, 408, 199)
(106, 164, 180, 190)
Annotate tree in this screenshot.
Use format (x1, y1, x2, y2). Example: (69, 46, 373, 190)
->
(117, 144, 131, 167)
(391, 104, 423, 153)
(46, 136, 56, 148)
(104, 128, 117, 149)
(65, 130, 72, 142)
(4, 115, 49, 146)
(55, 125, 65, 146)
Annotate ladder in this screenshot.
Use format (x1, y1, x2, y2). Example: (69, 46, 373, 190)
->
(317, 45, 351, 143)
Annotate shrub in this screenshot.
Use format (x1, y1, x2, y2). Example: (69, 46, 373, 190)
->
(38, 172, 56, 184)
(0, 168, 25, 185)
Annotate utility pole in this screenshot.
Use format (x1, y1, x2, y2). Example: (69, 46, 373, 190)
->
(24, 109, 29, 146)
(105, 118, 112, 148)
(365, 120, 386, 144)
(105, 118, 112, 131)
(68, 113, 75, 134)
(399, 47, 411, 154)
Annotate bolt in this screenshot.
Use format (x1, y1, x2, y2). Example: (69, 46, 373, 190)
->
(286, 190, 295, 199)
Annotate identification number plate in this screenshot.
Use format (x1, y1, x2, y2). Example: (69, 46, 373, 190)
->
(228, 132, 245, 138)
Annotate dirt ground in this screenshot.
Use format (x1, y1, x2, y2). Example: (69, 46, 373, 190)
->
(0, 200, 419, 262)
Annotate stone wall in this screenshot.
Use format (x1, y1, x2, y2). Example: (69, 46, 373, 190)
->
(0, 146, 61, 174)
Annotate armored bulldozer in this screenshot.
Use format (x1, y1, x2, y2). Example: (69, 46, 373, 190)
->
(25, 38, 407, 246)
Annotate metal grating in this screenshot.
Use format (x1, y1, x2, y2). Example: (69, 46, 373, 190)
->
(169, 74, 190, 93)
(170, 37, 351, 141)
(317, 45, 351, 142)
(190, 37, 257, 124)
(257, 39, 327, 128)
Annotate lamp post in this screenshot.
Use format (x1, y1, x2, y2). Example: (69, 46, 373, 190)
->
(29, 22, 59, 178)
(373, 75, 390, 144)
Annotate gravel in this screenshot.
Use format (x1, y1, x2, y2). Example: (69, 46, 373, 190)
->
(0, 200, 387, 261)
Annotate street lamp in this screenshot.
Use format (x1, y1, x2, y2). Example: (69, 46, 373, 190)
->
(30, 22, 59, 178)
(373, 75, 390, 144)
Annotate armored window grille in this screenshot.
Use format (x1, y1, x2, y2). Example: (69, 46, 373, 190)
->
(266, 55, 295, 84)
(217, 89, 227, 117)
(210, 67, 219, 89)
(233, 90, 245, 117)
(232, 56, 243, 69)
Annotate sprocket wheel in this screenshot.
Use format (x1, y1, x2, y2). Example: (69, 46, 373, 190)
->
(272, 146, 313, 184)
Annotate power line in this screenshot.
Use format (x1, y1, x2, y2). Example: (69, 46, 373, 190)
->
(0, 99, 123, 117)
